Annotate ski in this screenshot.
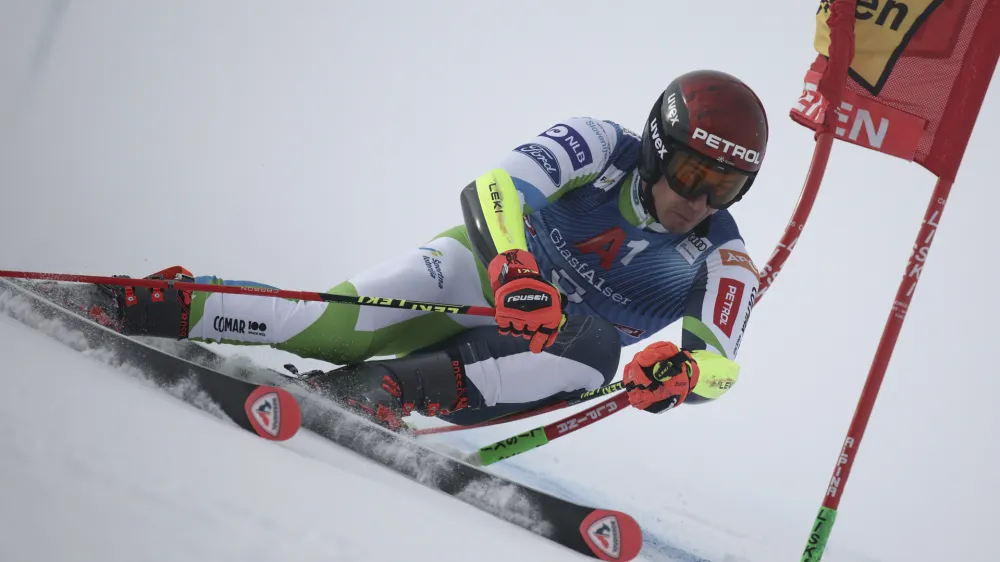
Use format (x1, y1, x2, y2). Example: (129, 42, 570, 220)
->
(285, 387, 644, 560)
(136, 327, 647, 561)
(0, 278, 302, 441)
(0, 277, 644, 561)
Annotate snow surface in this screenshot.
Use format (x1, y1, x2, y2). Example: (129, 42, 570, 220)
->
(0, 285, 881, 562)
(4, 2, 999, 561)
(0, 292, 597, 562)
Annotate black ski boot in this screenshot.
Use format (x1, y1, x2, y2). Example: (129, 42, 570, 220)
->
(301, 349, 477, 432)
(29, 266, 195, 339)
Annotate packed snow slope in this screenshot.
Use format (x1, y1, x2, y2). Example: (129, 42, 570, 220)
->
(0, 286, 885, 562)
(0, 304, 601, 562)
(4, 3, 1000, 561)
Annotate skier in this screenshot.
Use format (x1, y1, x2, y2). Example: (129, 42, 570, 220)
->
(54, 69, 767, 431)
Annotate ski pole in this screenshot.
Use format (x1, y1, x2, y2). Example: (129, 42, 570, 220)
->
(0, 270, 496, 317)
(462, 355, 694, 466)
(464, 392, 632, 467)
(413, 380, 625, 436)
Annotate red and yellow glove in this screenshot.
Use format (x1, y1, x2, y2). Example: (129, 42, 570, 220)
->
(487, 249, 565, 353)
(623, 341, 700, 413)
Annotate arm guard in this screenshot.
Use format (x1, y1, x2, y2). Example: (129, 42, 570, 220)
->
(460, 169, 529, 266)
(460, 118, 629, 266)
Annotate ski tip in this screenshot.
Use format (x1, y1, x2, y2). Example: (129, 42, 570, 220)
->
(244, 386, 302, 441)
(579, 509, 643, 561)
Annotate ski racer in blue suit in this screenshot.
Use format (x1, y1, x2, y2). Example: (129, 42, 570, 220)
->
(87, 69, 769, 431)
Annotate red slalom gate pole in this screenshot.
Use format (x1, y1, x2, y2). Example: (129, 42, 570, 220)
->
(801, 179, 954, 561)
(756, 131, 834, 303)
(0, 270, 496, 317)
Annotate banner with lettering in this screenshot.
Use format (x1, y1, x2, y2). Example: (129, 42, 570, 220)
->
(790, 0, 1000, 180)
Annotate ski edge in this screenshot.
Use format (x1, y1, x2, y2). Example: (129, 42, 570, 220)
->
(0, 278, 303, 442)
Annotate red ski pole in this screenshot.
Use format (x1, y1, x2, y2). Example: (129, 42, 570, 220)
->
(464, 392, 632, 466)
(0, 270, 496, 317)
(459, 353, 696, 466)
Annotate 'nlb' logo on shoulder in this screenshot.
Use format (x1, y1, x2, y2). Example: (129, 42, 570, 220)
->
(542, 123, 593, 170)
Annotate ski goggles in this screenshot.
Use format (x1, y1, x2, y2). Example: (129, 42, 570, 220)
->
(662, 144, 753, 209)
(640, 131, 756, 210)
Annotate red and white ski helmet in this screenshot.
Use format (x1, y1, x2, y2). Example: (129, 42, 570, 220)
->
(639, 69, 769, 210)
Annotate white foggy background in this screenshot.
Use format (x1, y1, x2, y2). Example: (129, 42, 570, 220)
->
(1, 2, 997, 561)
